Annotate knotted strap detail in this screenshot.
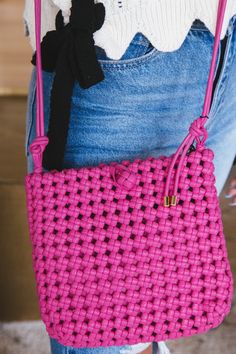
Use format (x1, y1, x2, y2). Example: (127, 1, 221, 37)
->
(30, 136, 49, 173)
(164, 116, 211, 207)
(189, 118, 207, 138)
(189, 117, 208, 149)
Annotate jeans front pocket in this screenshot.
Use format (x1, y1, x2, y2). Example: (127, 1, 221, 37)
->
(95, 32, 159, 69)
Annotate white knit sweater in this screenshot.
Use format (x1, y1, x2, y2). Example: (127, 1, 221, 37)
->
(23, 0, 236, 59)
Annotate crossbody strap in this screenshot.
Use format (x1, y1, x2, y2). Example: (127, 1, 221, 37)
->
(29, 0, 49, 173)
(29, 0, 228, 174)
(202, 0, 228, 118)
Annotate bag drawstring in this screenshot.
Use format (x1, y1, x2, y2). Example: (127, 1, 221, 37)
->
(163, 0, 228, 207)
(164, 117, 209, 207)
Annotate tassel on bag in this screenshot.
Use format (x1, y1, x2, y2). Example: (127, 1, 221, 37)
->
(25, 0, 233, 348)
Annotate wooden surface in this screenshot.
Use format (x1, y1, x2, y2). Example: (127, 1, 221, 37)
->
(0, 0, 32, 95)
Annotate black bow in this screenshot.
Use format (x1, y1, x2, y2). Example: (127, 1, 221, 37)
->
(32, 0, 106, 171)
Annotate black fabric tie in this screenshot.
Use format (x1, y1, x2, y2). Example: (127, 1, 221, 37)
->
(31, 0, 106, 171)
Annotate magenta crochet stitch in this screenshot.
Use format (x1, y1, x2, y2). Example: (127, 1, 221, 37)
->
(25, 147, 233, 347)
(24, 0, 233, 348)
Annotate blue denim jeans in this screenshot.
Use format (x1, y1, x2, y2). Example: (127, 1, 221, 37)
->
(25, 17, 236, 354)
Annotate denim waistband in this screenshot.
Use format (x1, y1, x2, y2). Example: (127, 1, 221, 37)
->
(130, 19, 209, 48)
(130, 15, 236, 49)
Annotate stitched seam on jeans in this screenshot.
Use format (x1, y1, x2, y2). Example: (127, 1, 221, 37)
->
(206, 27, 235, 129)
(206, 16, 236, 126)
(98, 46, 159, 69)
(207, 44, 236, 132)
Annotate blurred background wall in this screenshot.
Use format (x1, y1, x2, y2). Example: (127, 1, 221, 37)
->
(0, 1, 49, 351)
(0, 0, 32, 95)
(0, 1, 235, 354)
(0, 0, 41, 320)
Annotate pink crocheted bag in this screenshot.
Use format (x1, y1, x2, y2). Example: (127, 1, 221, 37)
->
(25, 0, 233, 348)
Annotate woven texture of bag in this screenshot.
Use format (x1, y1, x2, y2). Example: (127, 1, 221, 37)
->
(25, 147, 233, 347)
(25, 0, 233, 348)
